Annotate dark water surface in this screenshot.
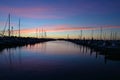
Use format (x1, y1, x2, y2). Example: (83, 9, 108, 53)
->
(0, 41, 120, 80)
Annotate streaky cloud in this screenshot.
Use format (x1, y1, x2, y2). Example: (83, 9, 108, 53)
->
(14, 25, 120, 34)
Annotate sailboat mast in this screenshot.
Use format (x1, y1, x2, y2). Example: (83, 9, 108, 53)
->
(19, 18, 20, 37)
(80, 30, 82, 40)
(42, 28, 43, 38)
(36, 28, 38, 38)
(8, 13, 10, 37)
(100, 27, 102, 40)
(91, 29, 94, 39)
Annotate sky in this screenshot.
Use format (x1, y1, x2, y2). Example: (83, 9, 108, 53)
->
(0, 0, 120, 39)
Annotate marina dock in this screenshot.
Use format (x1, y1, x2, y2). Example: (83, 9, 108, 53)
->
(0, 36, 55, 48)
(63, 39, 120, 53)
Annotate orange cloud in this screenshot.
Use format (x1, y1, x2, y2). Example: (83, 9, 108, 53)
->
(13, 25, 120, 35)
(44, 25, 120, 32)
(14, 28, 35, 34)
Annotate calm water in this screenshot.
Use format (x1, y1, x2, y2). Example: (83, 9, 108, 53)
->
(0, 41, 120, 80)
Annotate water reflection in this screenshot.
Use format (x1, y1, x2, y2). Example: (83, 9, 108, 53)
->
(18, 47, 22, 64)
(0, 41, 120, 65)
(0, 41, 120, 80)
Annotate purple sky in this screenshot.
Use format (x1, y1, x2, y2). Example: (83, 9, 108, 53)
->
(0, 0, 120, 38)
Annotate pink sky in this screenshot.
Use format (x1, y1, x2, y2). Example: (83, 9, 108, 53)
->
(13, 25, 120, 34)
(0, 6, 69, 19)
